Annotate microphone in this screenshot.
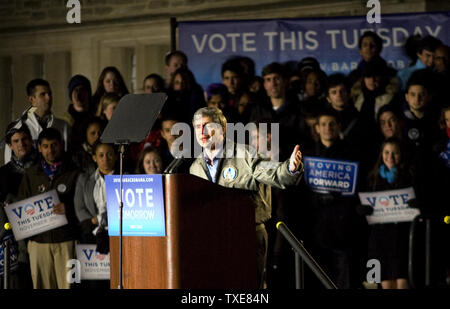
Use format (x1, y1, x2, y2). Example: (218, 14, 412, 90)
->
(0, 222, 13, 241)
(164, 157, 187, 174)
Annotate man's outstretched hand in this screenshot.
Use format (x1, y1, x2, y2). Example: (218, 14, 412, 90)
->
(289, 145, 303, 173)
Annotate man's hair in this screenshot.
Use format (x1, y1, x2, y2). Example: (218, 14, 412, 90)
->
(326, 73, 350, 93)
(38, 128, 62, 145)
(160, 113, 180, 125)
(229, 56, 256, 77)
(221, 58, 245, 77)
(5, 122, 32, 145)
(192, 107, 227, 129)
(316, 108, 340, 125)
(358, 31, 383, 53)
(26, 78, 50, 96)
(416, 35, 442, 54)
(205, 83, 228, 101)
(405, 69, 432, 93)
(261, 62, 288, 79)
(165, 50, 188, 66)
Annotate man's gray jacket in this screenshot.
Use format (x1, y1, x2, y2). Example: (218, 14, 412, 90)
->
(189, 141, 303, 225)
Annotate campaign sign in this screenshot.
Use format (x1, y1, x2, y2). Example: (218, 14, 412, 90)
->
(179, 11, 450, 89)
(4, 190, 67, 241)
(359, 187, 419, 225)
(0, 234, 19, 276)
(76, 244, 110, 280)
(303, 156, 359, 196)
(105, 174, 166, 237)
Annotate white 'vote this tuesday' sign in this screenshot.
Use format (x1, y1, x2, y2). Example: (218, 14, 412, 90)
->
(4, 190, 68, 240)
(76, 244, 110, 280)
(358, 187, 420, 225)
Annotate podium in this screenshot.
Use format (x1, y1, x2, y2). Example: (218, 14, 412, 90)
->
(109, 174, 257, 289)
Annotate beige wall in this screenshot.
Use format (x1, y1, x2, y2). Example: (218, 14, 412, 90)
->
(0, 0, 449, 165)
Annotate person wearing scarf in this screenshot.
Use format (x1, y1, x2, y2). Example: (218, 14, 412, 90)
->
(0, 124, 37, 289)
(74, 141, 117, 255)
(359, 138, 418, 289)
(16, 128, 80, 289)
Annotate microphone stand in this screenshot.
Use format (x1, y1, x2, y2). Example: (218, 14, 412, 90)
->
(163, 157, 185, 174)
(115, 142, 128, 289)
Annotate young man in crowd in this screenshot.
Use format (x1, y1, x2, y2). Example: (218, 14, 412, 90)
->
(250, 62, 306, 161)
(0, 123, 36, 289)
(302, 109, 367, 289)
(324, 73, 369, 167)
(349, 31, 397, 85)
(164, 50, 188, 87)
(17, 128, 80, 289)
(402, 70, 440, 151)
(221, 58, 248, 109)
(221, 59, 245, 96)
(158, 114, 194, 173)
(397, 35, 441, 92)
(4, 79, 70, 164)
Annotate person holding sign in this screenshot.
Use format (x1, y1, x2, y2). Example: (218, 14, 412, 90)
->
(16, 128, 80, 289)
(189, 107, 303, 289)
(0, 123, 36, 289)
(302, 109, 366, 289)
(358, 137, 418, 289)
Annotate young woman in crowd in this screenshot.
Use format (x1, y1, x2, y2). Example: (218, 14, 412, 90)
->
(359, 137, 418, 289)
(74, 141, 117, 252)
(165, 67, 205, 122)
(136, 146, 164, 175)
(72, 117, 106, 174)
(92, 66, 129, 112)
(74, 141, 117, 288)
(143, 73, 165, 94)
(96, 93, 121, 122)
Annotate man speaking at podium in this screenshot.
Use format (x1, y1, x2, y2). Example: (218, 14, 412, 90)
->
(189, 107, 303, 288)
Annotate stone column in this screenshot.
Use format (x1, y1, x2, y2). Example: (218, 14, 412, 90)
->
(44, 51, 72, 119)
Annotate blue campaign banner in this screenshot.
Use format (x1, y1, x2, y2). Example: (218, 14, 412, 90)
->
(178, 11, 450, 89)
(105, 174, 166, 237)
(303, 156, 359, 196)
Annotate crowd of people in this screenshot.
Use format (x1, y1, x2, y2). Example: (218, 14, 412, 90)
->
(0, 30, 449, 289)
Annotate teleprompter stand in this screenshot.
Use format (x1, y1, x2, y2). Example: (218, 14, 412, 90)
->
(100, 93, 167, 289)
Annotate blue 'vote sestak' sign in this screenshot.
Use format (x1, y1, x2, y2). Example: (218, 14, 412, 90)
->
(303, 156, 359, 196)
(105, 174, 166, 237)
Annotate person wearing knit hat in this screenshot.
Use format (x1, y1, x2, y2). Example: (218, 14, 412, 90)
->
(298, 57, 321, 73)
(68, 74, 92, 114)
(62, 74, 94, 152)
